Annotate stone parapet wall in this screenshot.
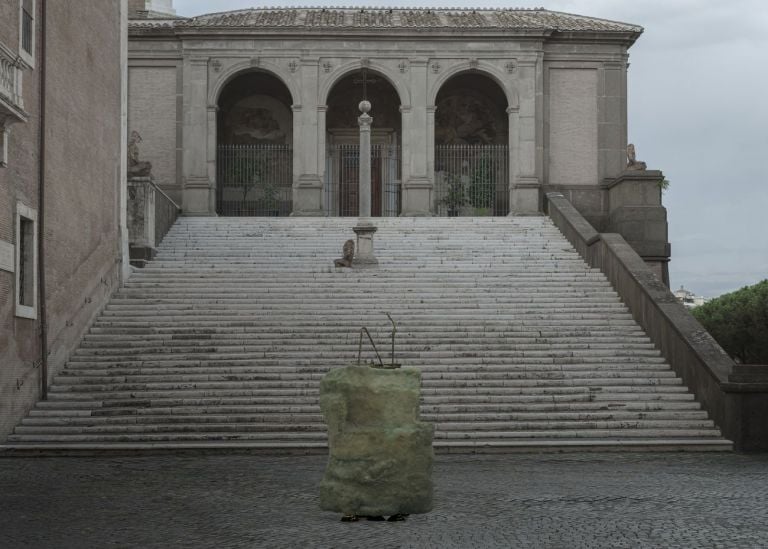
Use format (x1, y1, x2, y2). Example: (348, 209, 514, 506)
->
(546, 192, 768, 451)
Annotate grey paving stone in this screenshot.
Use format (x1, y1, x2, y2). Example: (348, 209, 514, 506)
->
(0, 452, 767, 548)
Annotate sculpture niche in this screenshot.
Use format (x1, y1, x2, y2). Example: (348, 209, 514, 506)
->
(128, 130, 153, 178)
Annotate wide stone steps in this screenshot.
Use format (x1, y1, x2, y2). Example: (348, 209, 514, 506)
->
(23, 409, 708, 424)
(2, 216, 730, 452)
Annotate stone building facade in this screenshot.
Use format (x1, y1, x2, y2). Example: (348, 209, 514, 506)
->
(0, 0, 128, 438)
(128, 4, 670, 279)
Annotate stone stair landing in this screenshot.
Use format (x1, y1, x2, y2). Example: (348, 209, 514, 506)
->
(3, 216, 731, 453)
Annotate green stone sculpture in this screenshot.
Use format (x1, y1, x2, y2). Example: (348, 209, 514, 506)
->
(319, 364, 434, 519)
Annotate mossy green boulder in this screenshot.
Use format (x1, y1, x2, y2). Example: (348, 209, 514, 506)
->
(319, 365, 434, 516)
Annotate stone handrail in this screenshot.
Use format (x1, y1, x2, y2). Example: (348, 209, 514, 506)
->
(545, 192, 768, 451)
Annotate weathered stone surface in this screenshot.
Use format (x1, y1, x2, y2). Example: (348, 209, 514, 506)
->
(319, 365, 433, 516)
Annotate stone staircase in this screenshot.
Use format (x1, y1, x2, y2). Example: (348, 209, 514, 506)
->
(3, 216, 731, 452)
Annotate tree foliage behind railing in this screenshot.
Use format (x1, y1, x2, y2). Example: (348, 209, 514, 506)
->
(692, 279, 768, 364)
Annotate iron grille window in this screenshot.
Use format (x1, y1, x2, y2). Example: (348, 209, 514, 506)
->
(21, 0, 33, 55)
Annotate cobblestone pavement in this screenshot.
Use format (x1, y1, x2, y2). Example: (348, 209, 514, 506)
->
(1, 452, 768, 548)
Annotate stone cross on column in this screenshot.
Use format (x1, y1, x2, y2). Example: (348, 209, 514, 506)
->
(358, 100, 372, 218)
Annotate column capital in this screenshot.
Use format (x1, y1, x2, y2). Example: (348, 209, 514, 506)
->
(506, 106, 519, 115)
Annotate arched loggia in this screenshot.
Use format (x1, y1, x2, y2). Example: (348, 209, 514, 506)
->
(323, 70, 402, 217)
(433, 72, 509, 216)
(216, 70, 294, 216)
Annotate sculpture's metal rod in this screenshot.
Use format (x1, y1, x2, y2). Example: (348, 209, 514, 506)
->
(357, 327, 384, 368)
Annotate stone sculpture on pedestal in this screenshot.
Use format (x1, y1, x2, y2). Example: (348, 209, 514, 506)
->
(626, 143, 647, 171)
(128, 130, 153, 178)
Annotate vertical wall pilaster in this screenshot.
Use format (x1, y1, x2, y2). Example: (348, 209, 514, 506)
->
(292, 57, 323, 216)
(511, 56, 542, 214)
(598, 59, 628, 183)
(182, 55, 215, 215)
(400, 58, 431, 216)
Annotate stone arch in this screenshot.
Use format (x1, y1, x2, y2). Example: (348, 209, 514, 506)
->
(319, 60, 410, 108)
(432, 65, 512, 216)
(209, 60, 299, 108)
(214, 68, 295, 216)
(428, 61, 518, 110)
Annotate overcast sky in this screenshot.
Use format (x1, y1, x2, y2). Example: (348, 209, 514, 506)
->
(175, 0, 768, 298)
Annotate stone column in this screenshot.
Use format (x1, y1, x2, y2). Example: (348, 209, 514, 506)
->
(181, 55, 215, 215)
(358, 100, 373, 218)
(292, 57, 323, 216)
(317, 104, 328, 213)
(401, 58, 432, 216)
(206, 105, 218, 214)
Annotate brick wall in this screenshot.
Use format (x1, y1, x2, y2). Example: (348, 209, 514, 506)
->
(0, 0, 44, 438)
(0, 0, 124, 438)
(128, 66, 180, 201)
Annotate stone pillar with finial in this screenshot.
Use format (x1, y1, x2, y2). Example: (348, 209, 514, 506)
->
(358, 99, 372, 218)
(353, 98, 378, 267)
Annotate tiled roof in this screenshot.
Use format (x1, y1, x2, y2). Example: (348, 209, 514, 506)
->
(129, 7, 642, 33)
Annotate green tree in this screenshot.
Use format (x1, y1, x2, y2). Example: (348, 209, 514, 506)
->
(692, 279, 768, 364)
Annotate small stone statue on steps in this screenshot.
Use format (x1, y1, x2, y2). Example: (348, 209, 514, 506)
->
(334, 239, 355, 268)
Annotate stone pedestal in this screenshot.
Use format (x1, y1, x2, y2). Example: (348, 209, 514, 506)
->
(605, 170, 670, 285)
(511, 178, 541, 215)
(352, 222, 378, 268)
(319, 365, 434, 517)
(127, 177, 156, 267)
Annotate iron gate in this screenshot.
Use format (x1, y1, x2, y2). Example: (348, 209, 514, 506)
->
(216, 144, 293, 216)
(433, 144, 509, 216)
(324, 144, 401, 217)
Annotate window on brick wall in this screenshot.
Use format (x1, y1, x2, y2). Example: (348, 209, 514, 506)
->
(0, 128, 8, 167)
(15, 202, 37, 319)
(20, 0, 35, 66)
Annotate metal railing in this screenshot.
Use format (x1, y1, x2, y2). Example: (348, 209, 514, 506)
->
(433, 144, 509, 216)
(324, 144, 401, 217)
(216, 144, 293, 216)
(152, 181, 181, 247)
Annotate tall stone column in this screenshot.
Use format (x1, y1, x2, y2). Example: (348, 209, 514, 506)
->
(292, 57, 323, 216)
(358, 100, 373, 218)
(182, 55, 215, 215)
(401, 58, 432, 216)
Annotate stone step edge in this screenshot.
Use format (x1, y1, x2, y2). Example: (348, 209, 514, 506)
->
(0, 438, 733, 457)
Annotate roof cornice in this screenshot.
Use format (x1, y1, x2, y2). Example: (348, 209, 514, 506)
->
(128, 7, 642, 45)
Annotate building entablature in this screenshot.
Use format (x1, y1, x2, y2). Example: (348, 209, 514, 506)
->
(0, 40, 30, 129)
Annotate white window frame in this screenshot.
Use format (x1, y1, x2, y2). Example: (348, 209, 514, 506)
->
(15, 201, 38, 319)
(18, 0, 36, 68)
